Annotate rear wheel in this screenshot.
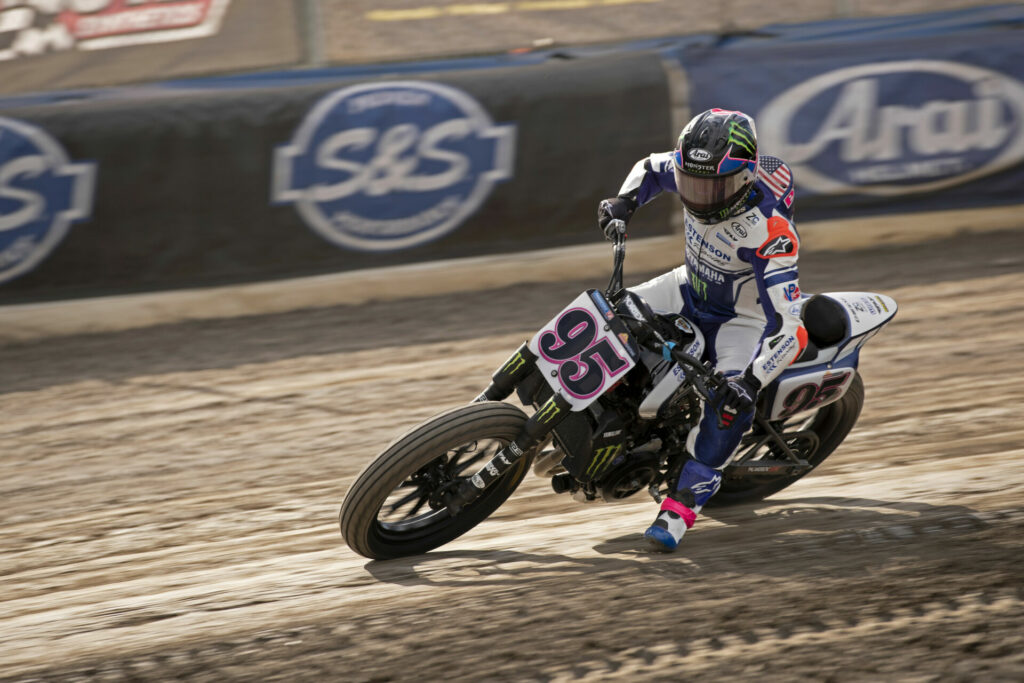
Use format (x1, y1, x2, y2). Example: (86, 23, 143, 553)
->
(339, 402, 531, 560)
(710, 373, 864, 506)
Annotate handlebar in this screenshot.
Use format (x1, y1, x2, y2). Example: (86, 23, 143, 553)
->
(603, 228, 731, 425)
(605, 219, 627, 298)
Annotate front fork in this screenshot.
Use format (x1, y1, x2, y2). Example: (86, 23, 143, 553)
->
(448, 344, 569, 514)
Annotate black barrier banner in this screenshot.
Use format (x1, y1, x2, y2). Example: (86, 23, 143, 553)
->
(0, 52, 670, 302)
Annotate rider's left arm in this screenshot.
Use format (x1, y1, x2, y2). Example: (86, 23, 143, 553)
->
(743, 215, 809, 387)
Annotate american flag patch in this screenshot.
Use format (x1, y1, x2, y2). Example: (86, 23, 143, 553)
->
(758, 156, 792, 200)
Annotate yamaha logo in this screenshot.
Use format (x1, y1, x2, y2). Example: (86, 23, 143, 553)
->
(758, 60, 1024, 196)
(273, 81, 516, 252)
(687, 148, 713, 162)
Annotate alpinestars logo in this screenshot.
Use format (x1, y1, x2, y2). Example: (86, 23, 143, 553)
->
(0, 1, 232, 61)
(691, 473, 722, 497)
(757, 235, 795, 259)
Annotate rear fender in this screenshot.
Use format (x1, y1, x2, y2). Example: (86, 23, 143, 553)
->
(760, 291, 894, 421)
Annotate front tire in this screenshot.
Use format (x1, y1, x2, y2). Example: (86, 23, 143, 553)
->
(339, 402, 531, 560)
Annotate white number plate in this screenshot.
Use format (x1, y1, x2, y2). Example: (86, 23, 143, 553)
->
(527, 292, 637, 411)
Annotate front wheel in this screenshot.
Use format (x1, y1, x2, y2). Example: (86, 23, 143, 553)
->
(339, 401, 531, 560)
(710, 372, 865, 506)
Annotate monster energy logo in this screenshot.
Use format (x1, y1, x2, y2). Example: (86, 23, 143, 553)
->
(728, 122, 756, 156)
(535, 398, 561, 424)
(586, 444, 623, 477)
(502, 351, 526, 375)
(690, 271, 708, 299)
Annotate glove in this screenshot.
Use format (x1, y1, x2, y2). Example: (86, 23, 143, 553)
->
(716, 371, 760, 415)
(597, 196, 637, 240)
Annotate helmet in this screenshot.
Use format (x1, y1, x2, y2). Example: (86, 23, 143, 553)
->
(673, 109, 758, 222)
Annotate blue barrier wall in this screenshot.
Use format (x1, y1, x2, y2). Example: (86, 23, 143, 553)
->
(666, 4, 1024, 220)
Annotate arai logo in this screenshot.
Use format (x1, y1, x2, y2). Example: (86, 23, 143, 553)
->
(758, 60, 1024, 195)
(687, 148, 712, 162)
(273, 81, 516, 252)
(0, 117, 95, 284)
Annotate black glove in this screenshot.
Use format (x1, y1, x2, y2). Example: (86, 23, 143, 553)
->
(597, 196, 637, 240)
(715, 371, 760, 416)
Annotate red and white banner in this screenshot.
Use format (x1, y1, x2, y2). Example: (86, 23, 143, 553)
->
(0, 0, 232, 59)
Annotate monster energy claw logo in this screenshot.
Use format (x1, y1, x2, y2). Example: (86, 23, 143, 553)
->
(535, 398, 561, 424)
(728, 122, 756, 155)
(586, 444, 623, 477)
(502, 351, 526, 375)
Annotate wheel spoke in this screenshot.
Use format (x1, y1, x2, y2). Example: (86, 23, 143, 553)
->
(388, 487, 427, 515)
(408, 495, 429, 516)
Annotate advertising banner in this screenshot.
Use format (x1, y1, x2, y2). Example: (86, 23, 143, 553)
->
(669, 7, 1024, 220)
(0, 52, 670, 302)
(0, 1, 302, 94)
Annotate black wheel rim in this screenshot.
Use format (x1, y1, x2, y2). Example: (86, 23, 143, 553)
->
(377, 438, 505, 533)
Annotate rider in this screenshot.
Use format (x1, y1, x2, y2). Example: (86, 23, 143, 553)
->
(597, 108, 808, 551)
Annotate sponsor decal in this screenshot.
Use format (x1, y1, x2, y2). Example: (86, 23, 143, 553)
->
(507, 441, 523, 457)
(761, 334, 798, 374)
(758, 235, 795, 258)
(585, 444, 623, 477)
(716, 231, 734, 248)
(685, 221, 732, 262)
(691, 473, 722, 497)
(618, 332, 631, 347)
(501, 350, 526, 375)
(784, 189, 795, 209)
(485, 461, 499, 477)
(759, 60, 1024, 196)
(0, 117, 96, 285)
(875, 295, 889, 313)
(687, 148, 712, 162)
(497, 453, 512, 466)
(622, 293, 646, 322)
(590, 290, 614, 320)
(0, 0, 231, 59)
(674, 316, 694, 335)
(730, 221, 748, 238)
(768, 334, 785, 350)
(788, 302, 803, 316)
(471, 474, 486, 489)
(535, 397, 561, 424)
(783, 282, 801, 301)
(756, 216, 799, 259)
(273, 81, 516, 252)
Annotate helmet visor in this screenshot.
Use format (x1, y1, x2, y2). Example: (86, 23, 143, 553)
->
(674, 166, 750, 217)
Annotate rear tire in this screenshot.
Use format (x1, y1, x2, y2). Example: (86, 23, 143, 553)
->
(339, 401, 531, 560)
(710, 372, 864, 506)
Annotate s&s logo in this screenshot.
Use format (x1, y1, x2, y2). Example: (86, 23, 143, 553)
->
(759, 60, 1024, 196)
(0, 117, 95, 284)
(272, 81, 516, 252)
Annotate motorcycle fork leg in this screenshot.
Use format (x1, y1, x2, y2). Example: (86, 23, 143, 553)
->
(474, 343, 537, 403)
(446, 392, 571, 514)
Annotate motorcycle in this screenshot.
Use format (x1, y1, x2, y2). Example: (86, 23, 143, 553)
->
(339, 220, 897, 560)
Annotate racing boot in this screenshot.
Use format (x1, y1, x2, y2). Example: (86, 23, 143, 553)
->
(644, 459, 722, 552)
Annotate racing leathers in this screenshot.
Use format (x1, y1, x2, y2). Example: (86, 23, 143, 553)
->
(621, 152, 808, 512)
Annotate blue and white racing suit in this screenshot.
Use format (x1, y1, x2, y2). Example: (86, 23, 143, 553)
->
(622, 153, 809, 506)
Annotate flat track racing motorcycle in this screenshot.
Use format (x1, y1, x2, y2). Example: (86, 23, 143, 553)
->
(339, 221, 897, 560)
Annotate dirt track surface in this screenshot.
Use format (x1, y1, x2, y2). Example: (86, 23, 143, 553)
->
(2, 230, 1024, 681)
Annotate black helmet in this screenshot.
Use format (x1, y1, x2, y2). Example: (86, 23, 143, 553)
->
(673, 109, 758, 222)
